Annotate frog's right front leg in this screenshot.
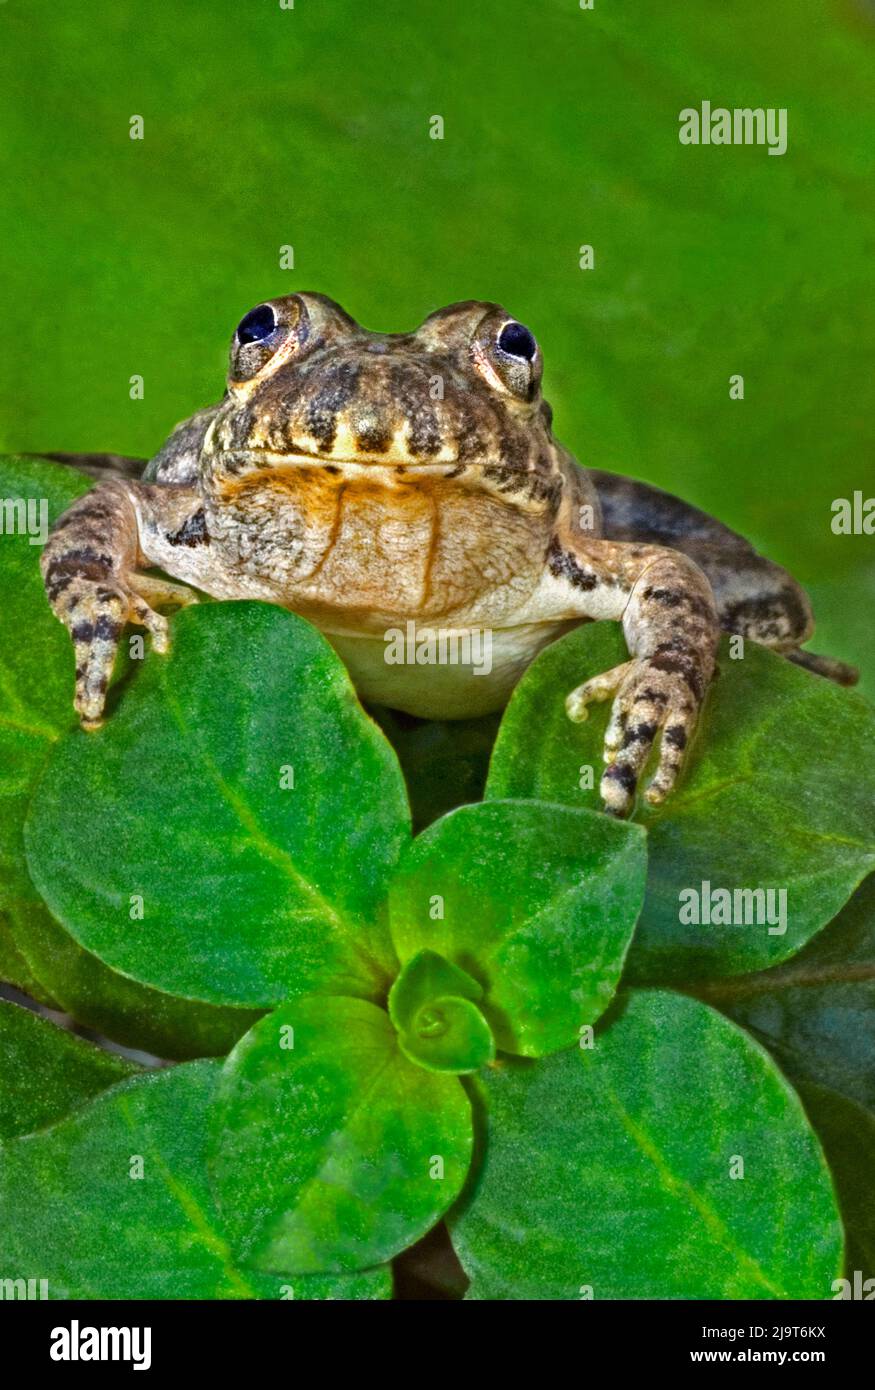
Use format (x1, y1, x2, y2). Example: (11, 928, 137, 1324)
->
(41, 479, 202, 727)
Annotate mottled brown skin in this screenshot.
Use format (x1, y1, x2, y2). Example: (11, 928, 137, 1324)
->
(41, 293, 857, 816)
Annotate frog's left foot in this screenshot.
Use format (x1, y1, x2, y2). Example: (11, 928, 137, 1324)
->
(785, 648, 859, 686)
(566, 656, 703, 817)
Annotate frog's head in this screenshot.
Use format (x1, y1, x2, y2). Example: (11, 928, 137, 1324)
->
(206, 293, 559, 491)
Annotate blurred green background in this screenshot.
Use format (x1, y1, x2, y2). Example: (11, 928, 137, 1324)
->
(0, 0, 872, 688)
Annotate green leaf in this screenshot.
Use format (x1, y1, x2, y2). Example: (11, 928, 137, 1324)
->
(6, 899, 260, 1060)
(692, 874, 875, 1113)
(389, 951, 495, 1074)
(690, 876, 875, 1275)
(389, 799, 646, 1057)
(210, 996, 473, 1274)
(0, 455, 263, 1052)
(793, 1081, 875, 1285)
(450, 990, 842, 1299)
(486, 623, 875, 979)
(25, 601, 411, 1007)
(0, 907, 57, 1006)
(0, 1059, 390, 1300)
(0, 1000, 136, 1140)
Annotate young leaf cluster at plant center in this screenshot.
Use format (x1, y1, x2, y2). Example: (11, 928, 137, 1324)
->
(0, 456, 872, 1297)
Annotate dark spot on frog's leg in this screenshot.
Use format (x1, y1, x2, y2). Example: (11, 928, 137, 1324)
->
(642, 585, 715, 622)
(45, 573, 77, 601)
(166, 508, 209, 547)
(603, 762, 638, 797)
(621, 721, 658, 749)
(642, 586, 683, 607)
(70, 614, 120, 647)
(46, 546, 113, 575)
(664, 724, 688, 751)
(633, 687, 669, 707)
(720, 584, 811, 645)
(44, 548, 114, 599)
(648, 652, 707, 702)
(547, 537, 599, 591)
(94, 614, 122, 642)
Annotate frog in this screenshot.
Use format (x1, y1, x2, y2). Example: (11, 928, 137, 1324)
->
(40, 292, 858, 816)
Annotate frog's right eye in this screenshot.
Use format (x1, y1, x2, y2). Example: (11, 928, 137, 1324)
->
(229, 295, 311, 386)
(235, 304, 277, 345)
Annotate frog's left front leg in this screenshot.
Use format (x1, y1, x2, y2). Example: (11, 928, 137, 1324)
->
(538, 537, 720, 815)
(42, 479, 203, 727)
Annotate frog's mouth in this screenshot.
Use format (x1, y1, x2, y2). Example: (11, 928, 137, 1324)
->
(214, 448, 471, 478)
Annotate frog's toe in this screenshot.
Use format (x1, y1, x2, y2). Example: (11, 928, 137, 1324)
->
(643, 712, 695, 807)
(130, 572, 200, 614)
(600, 716, 657, 816)
(128, 591, 171, 653)
(603, 696, 632, 760)
(565, 660, 633, 723)
(785, 647, 859, 687)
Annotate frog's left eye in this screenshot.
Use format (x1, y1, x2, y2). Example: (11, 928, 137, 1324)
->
(497, 321, 537, 361)
(235, 304, 277, 345)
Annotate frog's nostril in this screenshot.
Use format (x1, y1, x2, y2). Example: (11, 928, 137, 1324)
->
(236, 304, 277, 345)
